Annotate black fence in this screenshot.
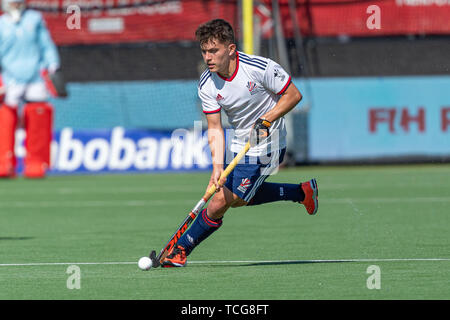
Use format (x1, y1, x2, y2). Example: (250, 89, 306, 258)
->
(58, 35, 450, 83)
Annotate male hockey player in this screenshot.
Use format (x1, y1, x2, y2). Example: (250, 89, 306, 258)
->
(162, 19, 318, 267)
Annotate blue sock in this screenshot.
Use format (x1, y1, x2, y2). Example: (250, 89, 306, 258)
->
(177, 209, 222, 256)
(247, 182, 304, 206)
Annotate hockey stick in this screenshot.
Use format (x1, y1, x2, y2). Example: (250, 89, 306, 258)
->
(149, 141, 251, 268)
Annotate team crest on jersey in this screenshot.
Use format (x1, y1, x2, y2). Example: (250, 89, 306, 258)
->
(237, 178, 252, 193)
(246, 81, 262, 95)
(274, 67, 286, 82)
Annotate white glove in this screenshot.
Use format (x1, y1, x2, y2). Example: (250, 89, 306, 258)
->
(48, 64, 60, 75)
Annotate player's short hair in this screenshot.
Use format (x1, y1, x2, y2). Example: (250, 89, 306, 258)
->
(195, 19, 235, 46)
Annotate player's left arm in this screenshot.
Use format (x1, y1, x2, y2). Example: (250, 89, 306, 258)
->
(249, 78, 302, 146)
(261, 82, 302, 123)
(259, 60, 303, 123)
(37, 13, 60, 73)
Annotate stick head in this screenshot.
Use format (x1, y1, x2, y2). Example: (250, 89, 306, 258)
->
(149, 250, 161, 268)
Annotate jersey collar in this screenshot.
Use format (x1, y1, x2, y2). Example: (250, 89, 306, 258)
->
(217, 51, 239, 82)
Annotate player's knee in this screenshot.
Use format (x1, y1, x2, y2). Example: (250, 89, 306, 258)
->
(207, 192, 229, 219)
(207, 187, 247, 218)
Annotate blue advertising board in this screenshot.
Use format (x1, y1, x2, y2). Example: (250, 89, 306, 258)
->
(51, 81, 202, 130)
(25, 75, 450, 173)
(303, 76, 450, 161)
(15, 126, 212, 174)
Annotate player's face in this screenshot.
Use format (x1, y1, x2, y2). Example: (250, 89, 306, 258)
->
(8, 1, 24, 10)
(200, 38, 236, 76)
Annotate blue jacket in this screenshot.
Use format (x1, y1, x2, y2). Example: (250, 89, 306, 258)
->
(0, 9, 60, 85)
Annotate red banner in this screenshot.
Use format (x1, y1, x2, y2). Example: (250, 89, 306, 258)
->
(290, 0, 450, 37)
(21, 0, 238, 45)
(1, 0, 448, 45)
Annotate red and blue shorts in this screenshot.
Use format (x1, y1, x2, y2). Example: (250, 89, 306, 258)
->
(223, 148, 286, 203)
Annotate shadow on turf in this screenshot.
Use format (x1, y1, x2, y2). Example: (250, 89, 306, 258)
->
(205, 260, 353, 268)
(0, 237, 34, 241)
(243, 260, 349, 267)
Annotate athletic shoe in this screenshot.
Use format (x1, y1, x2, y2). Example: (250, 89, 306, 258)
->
(300, 178, 318, 215)
(161, 245, 187, 268)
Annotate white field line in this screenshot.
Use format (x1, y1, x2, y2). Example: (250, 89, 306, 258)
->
(0, 200, 194, 208)
(326, 197, 450, 203)
(0, 258, 449, 267)
(0, 197, 450, 208)
(0, 186, 195, 195)
(0, 183, 445, 195)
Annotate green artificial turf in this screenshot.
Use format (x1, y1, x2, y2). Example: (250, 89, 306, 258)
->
(0, 164, 449, 300)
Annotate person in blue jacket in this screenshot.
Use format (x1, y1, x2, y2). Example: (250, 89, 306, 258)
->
(0, 0, 60, 178)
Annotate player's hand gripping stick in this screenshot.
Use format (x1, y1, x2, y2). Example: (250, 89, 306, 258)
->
(249, 118, 272, 146)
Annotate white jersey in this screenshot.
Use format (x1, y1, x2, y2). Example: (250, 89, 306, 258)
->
(198, 51, 291, 157)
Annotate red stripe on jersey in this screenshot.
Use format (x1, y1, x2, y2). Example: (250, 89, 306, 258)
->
(277, 76, 292, 95)
(217, 52, 240, 82)
(203, 107, 222, 114)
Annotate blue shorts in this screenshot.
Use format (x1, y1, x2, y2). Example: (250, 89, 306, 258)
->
(223, 148, 286, 203)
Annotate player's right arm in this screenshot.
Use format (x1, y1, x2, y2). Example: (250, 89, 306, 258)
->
(198, 70, 226, 191)
(206, 112, 226, 192)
